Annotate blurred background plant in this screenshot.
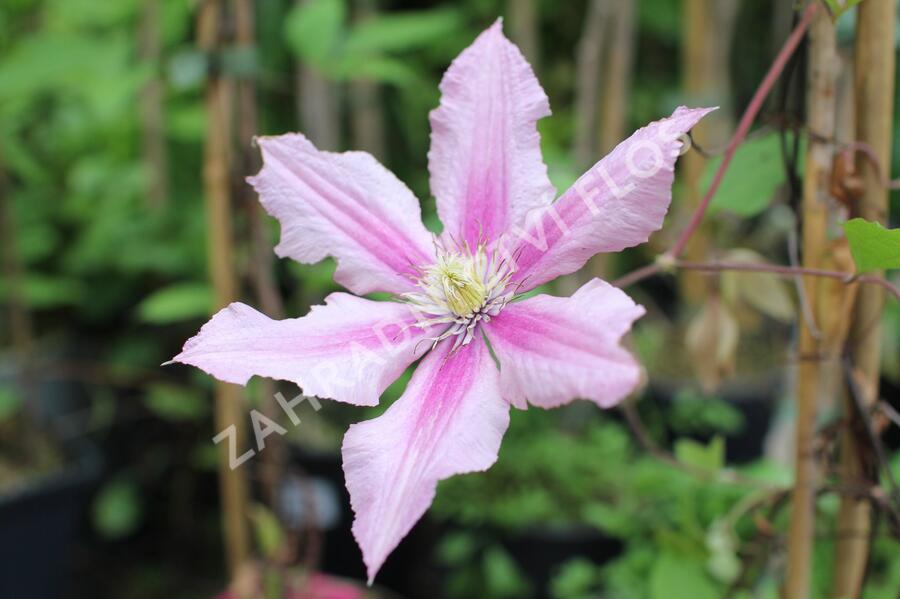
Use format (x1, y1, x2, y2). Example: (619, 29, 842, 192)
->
(0, 0, 898, 598)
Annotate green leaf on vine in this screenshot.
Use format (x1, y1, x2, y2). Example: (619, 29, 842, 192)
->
(824, 0, 863, 19)
(704, 132, 804, 217)
(843, 218, 900, 273)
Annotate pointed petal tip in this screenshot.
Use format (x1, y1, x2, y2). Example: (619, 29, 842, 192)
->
(670, 105, 719, 128)
(473, 16, 508, 47)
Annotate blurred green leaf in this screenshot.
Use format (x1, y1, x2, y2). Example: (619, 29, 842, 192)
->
(824, 0, 863, 19)
(482, 545, 531, 598)
(344, 8, 461, 55)
(144, 383, 208, 421)
(0, 273, 87, 308)
(669, 390, 744, 436)
(93, 478, 143, 539)
(674, 437, 725, 472)
(882, 301, 900, 382)
(46, 0, 138, 28)
(283, 0, 346, 68)
(550, 558, 601, 599)
(705, 132, 802, 217)
(649, 553, 718, 599)
(250, 504, 284, 560)
(438, 532, 477, 565)
(582, 502, 635, 538)
(336, 54, 419, 85)
(166, 101, 206, 141)
(705, 520, 740, 583)
(0, 387, 21, 421)
(136, 283, 212, 324)
(16, 223, 61, 263)
(843, 218, 900, 273)
(189, 443, 220, 471)
(638, 0, 680, 43)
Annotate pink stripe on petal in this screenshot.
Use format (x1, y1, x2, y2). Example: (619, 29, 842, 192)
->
(249, 134, 436, 295)
(342, 339, 509, 582)
(169, 295, 432, 406)
(428, 19, 555, 247)
(484, 278, 645, 410)
(501, 106, 716, 291)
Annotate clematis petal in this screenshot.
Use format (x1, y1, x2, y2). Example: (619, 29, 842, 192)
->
(169, 294, 432, 406)
(428, 19, 555, 247)
(501, 106, 716, 291)
(249, 134, 436, 295)
(484, 278, 645, 410)
(342, 339, 509, 582)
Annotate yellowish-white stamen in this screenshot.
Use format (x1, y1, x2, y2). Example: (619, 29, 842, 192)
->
(401, 239, 516, 351)
(428, 254, 487, 317)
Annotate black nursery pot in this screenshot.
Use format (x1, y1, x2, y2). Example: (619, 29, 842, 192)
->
(648, 374, 780, 464)
(0, 440, 102, 599)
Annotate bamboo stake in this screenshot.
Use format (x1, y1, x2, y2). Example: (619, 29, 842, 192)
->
(833, 1, 896, 596)
(679, 0, 713, 303)
(679, 0, 738, 303)
(598, 0, 636, 155)
(589, 0, 637, 280)
(138, 0, 169, 208)
(573, 0, 611, 171)
(233, 0, 286, 509)
(507, 0, 539, 67)
(785, 7, 838, 598)
(198, 0, 251, 576)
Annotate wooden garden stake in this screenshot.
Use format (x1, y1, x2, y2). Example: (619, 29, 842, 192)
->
(573, 0, 611, 171)
(598, 0, 636, 156)
(198, 0, 251, 576)
(833, 1, 895, 596)
(232, 0, 286, 509)
(507, 0, 539, 67)
(679, 0, 739, 303)
(138, 0, 168, 209)
(589, 0, 637, 281)
(785, 6, 838, 598)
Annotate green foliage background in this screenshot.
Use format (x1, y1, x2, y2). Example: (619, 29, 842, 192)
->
(0, 1, 899, 598)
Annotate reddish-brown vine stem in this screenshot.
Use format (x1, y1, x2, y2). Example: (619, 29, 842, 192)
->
(613, 259, 900, 301)
(666, 1, 819, 260)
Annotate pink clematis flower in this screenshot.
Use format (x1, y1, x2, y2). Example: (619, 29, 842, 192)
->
(171, 20, 713, 583)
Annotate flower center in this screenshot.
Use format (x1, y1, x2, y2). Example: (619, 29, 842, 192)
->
(429, 254, 487, 317)
(402, 240, 516, 350)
